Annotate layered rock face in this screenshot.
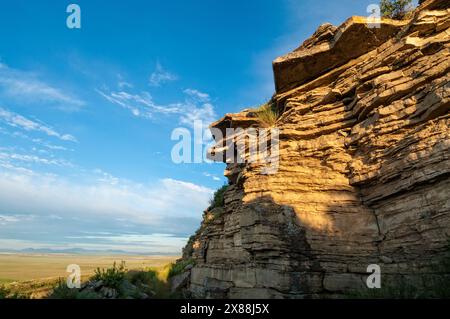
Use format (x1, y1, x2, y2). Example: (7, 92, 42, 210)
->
(180, 0, 450, 298)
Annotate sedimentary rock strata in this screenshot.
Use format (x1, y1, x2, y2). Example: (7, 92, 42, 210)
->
(179, 0, 450, 298)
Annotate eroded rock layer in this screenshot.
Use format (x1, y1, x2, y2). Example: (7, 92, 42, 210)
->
(180, 0, 450, 298)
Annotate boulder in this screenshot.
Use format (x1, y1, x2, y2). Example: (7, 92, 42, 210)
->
(170, 271, 191, 293)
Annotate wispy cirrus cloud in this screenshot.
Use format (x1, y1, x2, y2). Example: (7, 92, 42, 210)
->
(0, 107, 77, 142)
(179, 88, 216, 126)
(117, 73, 134, 89)
(0, 149, 73, 167)
(179, 102, 215, 127)
(0, 127, 71, 152)
(97, 87, 216, 127)
(0, 62, 85, 110)
(183, 88, 210, 102)
(148, 62, 178, 87)
(203, 172, 221, 181)
(96, 89, 181, 118)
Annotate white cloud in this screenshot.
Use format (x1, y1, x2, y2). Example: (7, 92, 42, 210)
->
(0, 107, 77, 142)
(179, 88, 216, 125)
(0, 167, 213, 229)
(0, 128, 72, 153)
(149, 62, 178, 87)
(118, 81, 133, 89)
(0, 150, 73, 167)
(0, 215, 20, 225)
(0, 214, 34, 226)
(0, 235, 186, 254)
(96, 89, 182, 119)
(0, 163, 212, 252)
(93, 168, 120, 185)
(67, 233, 187, 253)
(97, 88, 216, 127)
(179, 102, 216, 127)
(0, 63, 85, 110)
(117, 73, 134, 89)
(203, 172, 221, 181)
(0, 162, 35, 175)
(183, 88, 210, 102)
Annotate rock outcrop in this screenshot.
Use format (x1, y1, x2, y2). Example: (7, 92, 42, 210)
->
(179, 0, 450, 298)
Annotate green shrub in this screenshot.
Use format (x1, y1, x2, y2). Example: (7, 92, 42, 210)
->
(380, 0, 413, 20)
(91, 261, 127, 290)
(182, 235, 196, 258)
(48, 279, 98, 299)
(0, 285, 9, 299)
(255, 102, 279, 127)
(208, 185, 228, 209)
(46, 261, 187, 299)
(211, 207, 224, 219)
(127, 269, 159, 288)
(125, 269, 169, 298)
(168, 259, 194, 279)
(0, 285, 29, 299)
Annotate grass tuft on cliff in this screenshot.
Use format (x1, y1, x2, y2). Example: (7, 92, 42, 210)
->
(167, 258, 194, 279)
(255, 102, 279, 127)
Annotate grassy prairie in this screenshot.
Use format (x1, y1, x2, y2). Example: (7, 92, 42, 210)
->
(0, 253, 177, 284)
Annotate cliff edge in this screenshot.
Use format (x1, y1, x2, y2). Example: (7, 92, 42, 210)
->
(175, 0, 450, 298)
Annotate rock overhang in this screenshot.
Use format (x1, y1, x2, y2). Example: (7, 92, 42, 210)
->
(272, 16, 409, 94)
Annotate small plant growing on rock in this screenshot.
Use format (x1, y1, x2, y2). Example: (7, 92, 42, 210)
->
(168, 258, 195, 278)
(380, 0, 414, 20)
(182, 235, 196, 258)
(209, 185, 228, 209)
(255, 101, 279, 127)
(208, 185, 228, 209)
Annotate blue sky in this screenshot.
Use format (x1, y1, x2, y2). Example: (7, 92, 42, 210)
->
(0, 0, 416, 254)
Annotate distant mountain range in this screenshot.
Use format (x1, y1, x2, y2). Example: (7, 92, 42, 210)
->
(0, 247, 177, 256)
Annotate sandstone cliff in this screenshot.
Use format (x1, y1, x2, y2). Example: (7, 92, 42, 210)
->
(177, 0, 450, 298)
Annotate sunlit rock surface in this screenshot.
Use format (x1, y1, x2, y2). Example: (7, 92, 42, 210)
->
(179, 0, 450, 298)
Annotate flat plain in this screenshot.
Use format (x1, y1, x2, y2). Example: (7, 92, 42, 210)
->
(0, 253, 177, 284)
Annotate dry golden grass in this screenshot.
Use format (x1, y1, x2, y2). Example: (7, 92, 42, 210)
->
(0, 253, 177, 284)
(0, 253, 178, 298)
(255, 102, 279, 127)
